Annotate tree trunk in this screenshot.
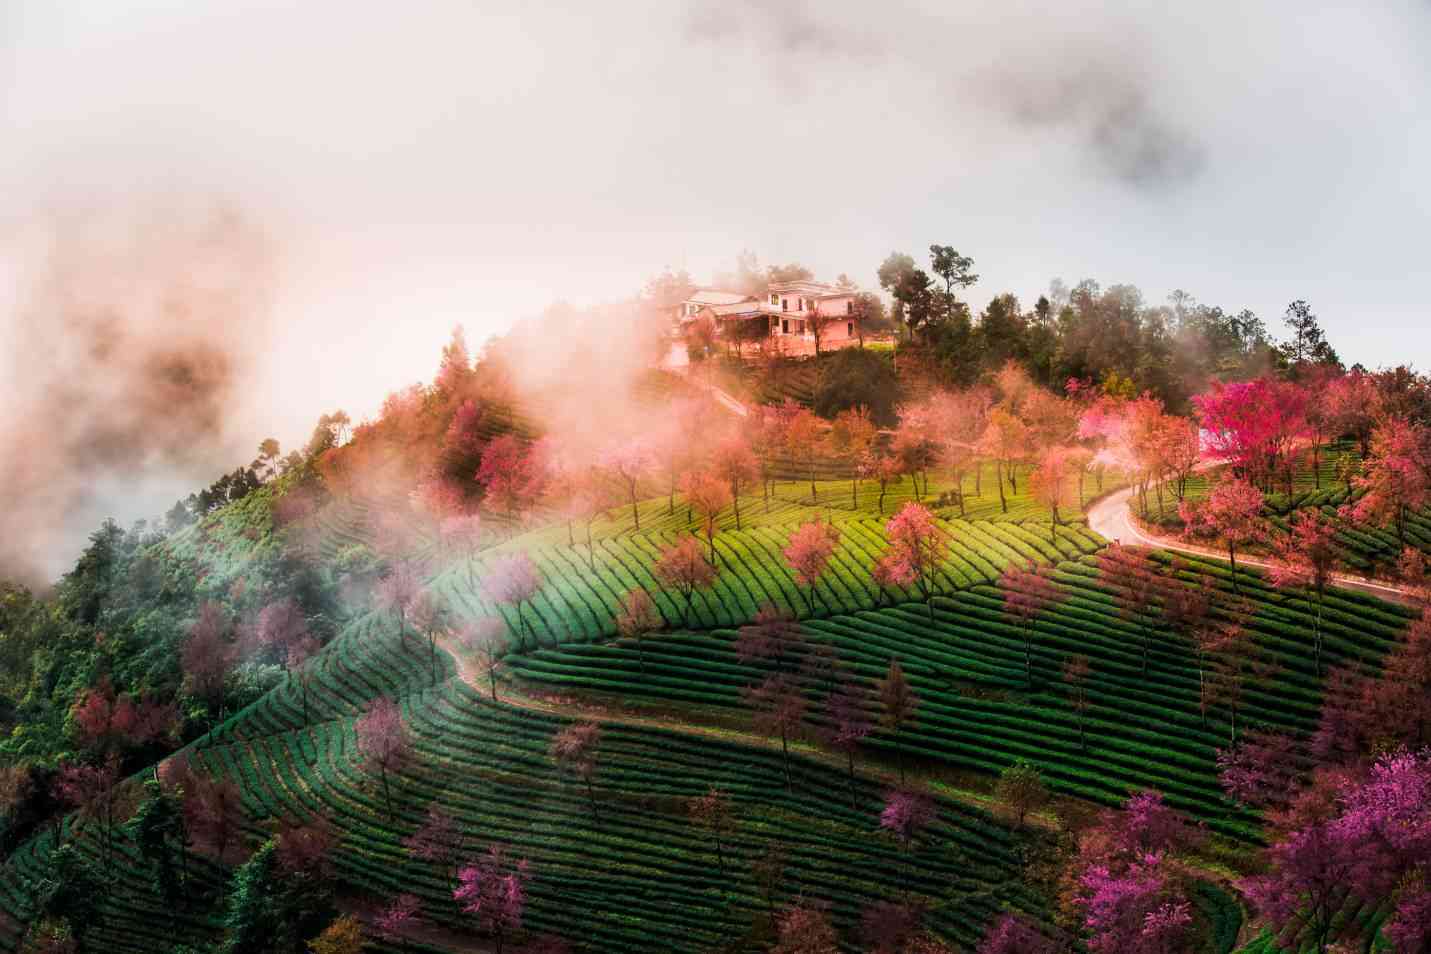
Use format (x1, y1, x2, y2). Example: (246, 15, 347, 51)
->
(780, 729, 793, 791)
(847, 750, 858, 810)
(1228, 545, 1240, 594)
(732, 486, 742, 530)
(851, 477, 858, 510)
(996, 461, 1008, 513)
(1024, 631, 1033, 687)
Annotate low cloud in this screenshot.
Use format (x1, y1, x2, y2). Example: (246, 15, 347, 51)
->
(0, 198, 276, 587)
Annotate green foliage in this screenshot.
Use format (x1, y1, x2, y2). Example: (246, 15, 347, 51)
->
(24, 844, 105, 950)
(220, 840, 333, 954)
(812, 348, 900, 426)
(128, 777, 187, 907)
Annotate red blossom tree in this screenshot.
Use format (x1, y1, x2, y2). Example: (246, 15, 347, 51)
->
(602, 439, 652, 530)
(253, 597, 307, 660)
(613, 588, 662, 671)
(878, 658, 919, 782)
(823, 678, 872, 807)
(408, 589, 448, 682)
(771, 902, 839, 954)
(1028, 446, 1076, 541)
(179, 762, 245, 863)
(784, 405, 826, 501)
(783, 519, 841, 614)
(549, 721, 603, 817)
(54, 756, 127, 874)
(1179, 480, 1259, 592)
(181, 601, 236, 719)
(744, 672, 808, 791)
(1000, 561, 1062, 686)
(711, 433, 759, 530)
(1268, 508, 1340, 673)
(439, 513, 483, 583)
(681, 470, 731, 567)
(1345, 416, 1431, 552)
(734, 605, 805, 674)
(460, 618, 508, 701)
(484, 553, 544, 650)
(477, 435, 549, 524)
(871, 548, 915, 608)
(652, 535, 717, 627)
(1215, 730, 1301, 809)
(356, 696, 413, 819)
(884, 502, 948, 618)
(860, 899, 924, 954)
(979, 408, 1031, 513)
(830, 406, 878, 510)
(287, 634, 322, 727)
(71, 678, 175, 755)
(403, 802, 466, 886)
(1070, 791, 1203, 954)
(864, 452, 907, 516)
(687, 786, 735, 874)
(1098, 544, 1162, 674)
(376, 561, 423, 646)
(1062, 654, 1094, 751)
(274, 817, 338, 877)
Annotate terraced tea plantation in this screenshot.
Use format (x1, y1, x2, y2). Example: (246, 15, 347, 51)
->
(504, 551, 1413, 841)
(438, 513, 1107, 649)
(0, 614, 1055, 953)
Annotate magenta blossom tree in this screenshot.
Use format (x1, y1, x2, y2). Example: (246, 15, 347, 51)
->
(453, 844, 531, 954)
(375, 893, 423, 941)
(976, 914, 1069, 954)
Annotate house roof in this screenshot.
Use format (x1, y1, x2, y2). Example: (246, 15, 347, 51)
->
(685, 289, 755, 307)
(767, 280, 854, 298)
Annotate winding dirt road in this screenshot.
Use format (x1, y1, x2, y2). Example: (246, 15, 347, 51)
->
(1085, 485, 1414, 606)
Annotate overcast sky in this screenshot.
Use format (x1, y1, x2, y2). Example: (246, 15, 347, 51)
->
(2, 1, 1429, 580)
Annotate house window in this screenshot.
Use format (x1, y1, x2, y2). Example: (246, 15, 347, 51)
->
(781, 318, 789, 334)
(769, 293, 780, 305)
(781, 298, 788, 312)
(847, 321, 854, 337)
(846, 300, 854, 315)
